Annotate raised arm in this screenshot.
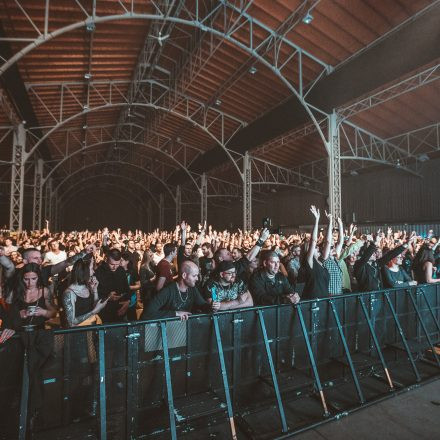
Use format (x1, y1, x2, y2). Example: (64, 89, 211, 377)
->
(322, 211, 333, 261)
(335, 217, 344, 258)
(246, 228, 270, 262)
(307, 205, 320, 268)
(180, 221, 187, 246)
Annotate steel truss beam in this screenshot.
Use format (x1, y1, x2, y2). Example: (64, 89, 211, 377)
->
(40, 122, 202, 191)
(32, 158, 43, 230)
(1, 1, 334, 170)
(9, 124, 26, 231)
(338, 63, 440, 120)
(250, 155, 324, 194)
(0, 87, 20, 126)
(24, 79, 245, 166)
(44, 177, 53, 229)
(328, 113, 341, 219)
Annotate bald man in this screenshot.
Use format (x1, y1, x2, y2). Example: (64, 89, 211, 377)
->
(142, 261, 215, 321)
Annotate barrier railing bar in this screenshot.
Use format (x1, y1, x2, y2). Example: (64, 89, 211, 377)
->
(257, 309, 288, 433)
(232, 311, 242, 406)
(213, 315, 238, 440)
(384, 292, 421, 382)
(358, 297, 394, 390)
(419, 287, 440, 334)
(160, 321, 177, 440)
(98, 328, 107, 440)
(407, 290, 440, 368)
(330, 300, 365, 404)
(18, 336, 30, 440)
(296, 304, 329, 416)
(62, 333, 71, 425)
(126, 327, 140, 439)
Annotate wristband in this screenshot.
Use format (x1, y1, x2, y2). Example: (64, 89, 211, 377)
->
(256, 239, 264, 247)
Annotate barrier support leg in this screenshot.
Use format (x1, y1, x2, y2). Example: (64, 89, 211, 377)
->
(98, 329, 107, 440)
(330, 300, 365, 404)
(18, 341, 30, 440)
(126, 328, 140, 439)
(257, 310, 288, 433)
(407, 290, 440, 368)
(384, 292, 421, 382)
(296, 304, 329, 416)
(359, 297, 394, 390)
(419, 287, 440, 334)
(160, 322, 177, 440)
(213, 315, 238, 440)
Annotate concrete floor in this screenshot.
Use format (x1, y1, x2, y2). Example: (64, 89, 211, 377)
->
(295, 380, 440, 440)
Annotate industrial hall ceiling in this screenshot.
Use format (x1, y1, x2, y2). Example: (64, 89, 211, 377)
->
(0, 0, 439, 225)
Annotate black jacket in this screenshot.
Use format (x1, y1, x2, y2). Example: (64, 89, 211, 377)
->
(249, 269, 293, 305)
(354, 243, 406, 292)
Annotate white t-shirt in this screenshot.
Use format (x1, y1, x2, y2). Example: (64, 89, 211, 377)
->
(43, 250, 67, 265)
(152, 252, 164, 266)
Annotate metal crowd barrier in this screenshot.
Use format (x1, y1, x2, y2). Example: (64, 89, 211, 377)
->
(1, 284, 440, 440)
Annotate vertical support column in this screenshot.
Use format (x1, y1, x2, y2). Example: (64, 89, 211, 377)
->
(243, 152, 252, 232)
(159, 193, 164, 230)
(9, 123, 26, 231)
(175, 185, 182, 225)
(32, 158, 44, 230)
(327, 111, 341, 219)
(147, 199, 152, 232)
(201, 173, 207, 225)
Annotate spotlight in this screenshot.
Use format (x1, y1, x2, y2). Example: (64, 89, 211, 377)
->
(83, 104, 89, 111)
(303, 180, 310, 187)
(396, 159, 401, 168)
(84, 72, 92, 80)
(82, 125, 88, 130)
(215, 99, 222, 106)
(249, 66, 257, 75)
(302, 12, 313, 24)
(418, 153, 429, 162)
(350, 170, 359, 176)
(86, 21, 95, 32)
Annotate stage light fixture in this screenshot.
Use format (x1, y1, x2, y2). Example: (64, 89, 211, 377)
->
(350, 170, 358, 176)
(215, 99, 222, 106)
(418, 153, 429, 162)
(303, 12, 313, 24)
(249, 66, 257, 74)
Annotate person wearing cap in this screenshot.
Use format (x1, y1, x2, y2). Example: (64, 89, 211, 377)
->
(204, 260, 253, 311)
(249, 251, 300, 305)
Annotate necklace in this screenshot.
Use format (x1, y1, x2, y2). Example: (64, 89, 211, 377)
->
(176, 283, 189, 306)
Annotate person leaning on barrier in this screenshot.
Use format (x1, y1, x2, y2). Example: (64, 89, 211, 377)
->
(142, 261, 213, 321)
(204, 260, 254, 310)
(382, 253, 417, 288)
(354, 234, 411, 292)
(249, 251, 300, 306)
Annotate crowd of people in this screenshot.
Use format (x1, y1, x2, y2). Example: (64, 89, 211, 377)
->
(1, 210, 439, 429)
(1, 209, 439, 340)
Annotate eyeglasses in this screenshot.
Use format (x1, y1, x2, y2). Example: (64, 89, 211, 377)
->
(222, 271, 236, 276)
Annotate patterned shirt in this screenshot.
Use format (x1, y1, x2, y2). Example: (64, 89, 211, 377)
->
(322, 257, 342, 295)
(204, 279, 247, 302)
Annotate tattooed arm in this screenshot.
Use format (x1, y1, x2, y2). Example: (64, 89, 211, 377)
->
(62, 289, 108, 327)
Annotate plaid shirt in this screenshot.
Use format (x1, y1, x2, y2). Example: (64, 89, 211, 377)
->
(323, 257, 342, 295)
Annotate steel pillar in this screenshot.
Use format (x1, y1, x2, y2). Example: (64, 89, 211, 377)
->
(176, 185, 182, 225)
(243, 152, 252, 232)
(327, 112, 341, 219)
(159, 193, 164, 230)
(9, 123, 26, 231)
(201, 173, 207, 225)
(32, 158, 44, 230)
